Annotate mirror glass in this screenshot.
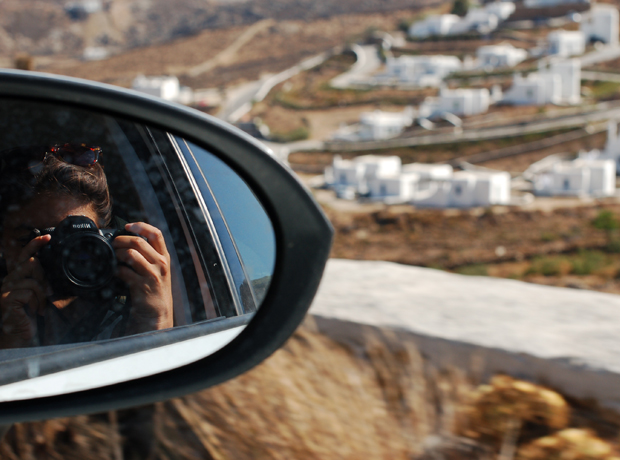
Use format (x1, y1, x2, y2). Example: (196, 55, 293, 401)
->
(0, 98, 276, 400)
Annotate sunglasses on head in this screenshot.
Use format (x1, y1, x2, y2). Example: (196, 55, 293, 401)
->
(0, 143, 102, 175)
(48, 143, 102, 167)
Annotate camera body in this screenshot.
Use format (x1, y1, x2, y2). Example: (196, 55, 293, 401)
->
(34, 215, 135, 298)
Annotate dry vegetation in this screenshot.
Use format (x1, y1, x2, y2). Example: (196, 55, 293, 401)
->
(40, 10, 419, 90)
(2, 320, 619, 460)
(322, 202, 620, 294)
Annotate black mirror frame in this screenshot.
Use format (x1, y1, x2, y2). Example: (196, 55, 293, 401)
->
(0, 69, 333, 423)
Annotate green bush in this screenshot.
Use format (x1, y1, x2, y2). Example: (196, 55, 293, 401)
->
(606, 240, 620, 253)
(540, 232, 559, 242)
(269, 127, 309, 143)
(592, 210, 618, 232)
(570, 250, 606, 275)
(456, 264, 488, 276)
(526, 257, 562, 277)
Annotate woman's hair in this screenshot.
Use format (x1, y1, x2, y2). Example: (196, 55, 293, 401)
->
(0, 146, 112, 227)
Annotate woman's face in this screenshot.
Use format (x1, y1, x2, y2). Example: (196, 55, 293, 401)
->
(0, 194, 99, 272)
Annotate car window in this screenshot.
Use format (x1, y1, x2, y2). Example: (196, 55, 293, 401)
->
(179, 138, 275, 305)
(0, 98, 275, 352)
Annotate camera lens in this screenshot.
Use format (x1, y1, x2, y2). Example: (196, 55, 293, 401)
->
(62, 235, 115, 290)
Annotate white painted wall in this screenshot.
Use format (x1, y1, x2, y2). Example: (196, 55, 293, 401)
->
(420, 87, 490, 117)
(413, 171, 511, 208)
(367, 173, 420, 201)
(385, 55, 461, 87)
(503, 58, 580, 105)
(477, 43, 528, 68)
(581, 4, 619, 46)
(409, 14, 460, 38)
(327, 155, 403, 190)
(132, 75, 181, 101)
(548, 30, 586, 57)
(531, 157, 616, 197)
(599, 121, 620, 173)
(333, 109, 414, 141)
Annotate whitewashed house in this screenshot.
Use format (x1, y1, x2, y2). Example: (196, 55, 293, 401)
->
(586, 121, 620, 173)
(548, 30, 586, 57)
(132, 75, 193, 104)
(580, 4, 619, 46)
(332, 108, 414, 142)
(83, 47, 108, 61)
(503, 59, 580, 105)
(367, 173, 422, 202)
(420, 87, 491, 118)
(383, 55, 462, 87)
(530, 158, 616, 197)
(409, 14, 461, 39)
(503, 72, 560, 105)
(413, 171, 511, 208)
(325, 155, 402, 192)
(325, 156, 511, 207)
(408, 3, 514, 39)
(133, 75, 180, 101)
(402, 163, 454, 180)
(477, 43, 528, 69)
(450, 8, 499, 35)
(484, 2, 516, 21)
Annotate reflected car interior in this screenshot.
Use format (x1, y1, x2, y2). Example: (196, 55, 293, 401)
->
(0, 101, 273, 380)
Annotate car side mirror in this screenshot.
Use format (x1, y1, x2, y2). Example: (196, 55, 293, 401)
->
(0, 70, 333, 424)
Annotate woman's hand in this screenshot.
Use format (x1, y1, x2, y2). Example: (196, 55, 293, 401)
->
(0, 235, 51, 348)
(113, 222, 173, 334)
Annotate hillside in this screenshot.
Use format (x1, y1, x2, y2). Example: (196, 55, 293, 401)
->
(0, 0, 441, 61)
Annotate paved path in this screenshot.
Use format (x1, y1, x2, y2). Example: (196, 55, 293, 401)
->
(310, 259, 620, 374)
(216, 51, 334, 123)
(330, 44, 382, 89)
(326, 103, 620, 152)
(580, 45, 620, 67)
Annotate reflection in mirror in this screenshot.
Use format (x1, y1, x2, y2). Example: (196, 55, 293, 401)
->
(0, 98, 275, 393)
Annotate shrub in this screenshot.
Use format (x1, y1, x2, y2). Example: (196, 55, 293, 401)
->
(456, 264, 488, 276)
(592, 210, 618, 232)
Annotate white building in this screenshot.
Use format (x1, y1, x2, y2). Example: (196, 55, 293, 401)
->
(450, 8, 499, 35)
(580, 4, 619, 46)
(367, 173, 422, 202)
(326, 157, 511, 207)
(132, 75, 180, 101)
(409, 14, 461, 39)
(503, 59, 580, 105)
(413, 170, 512, 208)
(402, 163, 454, 180)
(530, 157, 616, 197)
(325, 155, 402, 194)
(588, 121, 620, 173)
(484, 2, 516, 21)
(383, 55, 462, 87)
(332, 108, 414, 142)
(420, 87, 491, 118)
(477, 43, 528, 69)
(408, 3, 514, 39)
(132, 75, 193, 104)
(548, 30, 586, 57)
(83, 47, 108, 61)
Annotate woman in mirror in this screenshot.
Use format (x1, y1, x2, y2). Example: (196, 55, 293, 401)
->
(0, 143, 173, 348)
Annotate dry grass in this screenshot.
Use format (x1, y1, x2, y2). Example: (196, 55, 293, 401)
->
(0, 320, 618, 459)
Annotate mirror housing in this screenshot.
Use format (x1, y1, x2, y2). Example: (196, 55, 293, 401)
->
(0, 69, 333, 423)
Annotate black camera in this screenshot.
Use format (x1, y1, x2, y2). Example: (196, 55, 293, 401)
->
(33, 215, 136, 298)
